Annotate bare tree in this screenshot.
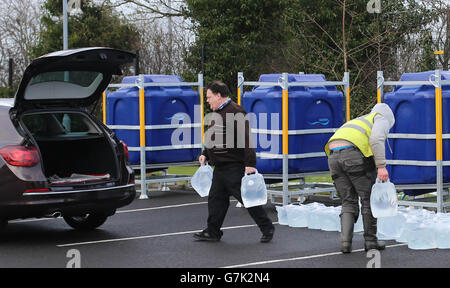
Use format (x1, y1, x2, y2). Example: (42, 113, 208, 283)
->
(431, 2, 450, 70)
(106, 0, 194, 76)
(282, 0, 444, 117)
(391, 0, 449, 75)
(0, 0, 43, 88)
(131, 17, 193, 75)
(101, 0, 185, 18)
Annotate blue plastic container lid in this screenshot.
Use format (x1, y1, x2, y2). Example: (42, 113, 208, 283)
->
(255, 73, 338, 91)
(121, 75, 183, 84)
(258, 73, 326, 83)
(394, 71, 450, 91)
(398, 71, 450, 82)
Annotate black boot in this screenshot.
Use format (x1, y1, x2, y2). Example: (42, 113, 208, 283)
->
(340, 213, 355, 253)
(260, 226, 275, 243)
(362, 213, 385, 251)
(193, 229, 222, 242)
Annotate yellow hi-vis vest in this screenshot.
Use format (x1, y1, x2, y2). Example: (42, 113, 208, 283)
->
(325, 112, 378, 157)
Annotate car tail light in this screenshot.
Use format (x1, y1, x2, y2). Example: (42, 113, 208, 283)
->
(0, 145, 40, 167)
(120, 141, 129, 162)
(25, 188, 50, 193)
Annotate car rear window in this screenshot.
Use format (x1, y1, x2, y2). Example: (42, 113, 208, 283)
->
(22, 112, 102, 138)
(30, 71, 101, 87)
(25, 71, 103, 100)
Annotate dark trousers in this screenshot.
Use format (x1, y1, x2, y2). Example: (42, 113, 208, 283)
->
(206, 163, 274, 239)
(328, 148, 377, 220)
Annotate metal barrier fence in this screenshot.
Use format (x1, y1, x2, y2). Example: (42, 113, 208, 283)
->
(237, 72, 350, 205)
(103, 74, 204, 199)
(377, 69, 450, 212)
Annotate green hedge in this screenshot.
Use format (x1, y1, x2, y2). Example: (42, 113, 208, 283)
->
(0, 87, 15, 98)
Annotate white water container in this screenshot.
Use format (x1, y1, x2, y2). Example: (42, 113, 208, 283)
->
(307, 202, 326, 230)
(276, 205, 288, 225)
(191, 163, 213, 197)
(320, 206, 341, 232)
(241, 170, 267, 208)
(396, 210, 423, 243)
(407, 218, 437, 250)
(377, 208, 407, 240)
(430, 213, 450, 249)
(370, 179, 398, 218)
(286, 204, 309, 227)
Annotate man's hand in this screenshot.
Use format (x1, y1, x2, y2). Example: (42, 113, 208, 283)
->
(377, 167, 389, 182)
(245, 167, 256, 174)
(199, 155, 207, 164)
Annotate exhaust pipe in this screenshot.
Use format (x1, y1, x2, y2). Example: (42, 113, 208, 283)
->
(44, 211, 62, 218)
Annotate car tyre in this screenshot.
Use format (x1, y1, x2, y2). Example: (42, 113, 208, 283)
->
(63, 213, 108, 230)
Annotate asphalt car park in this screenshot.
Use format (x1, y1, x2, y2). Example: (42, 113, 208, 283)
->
(1, 188, 450, 269)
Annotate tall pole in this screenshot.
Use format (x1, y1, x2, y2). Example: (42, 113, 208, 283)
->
(62, 0, 69, 82)
(445, 7, 450, 70)
(8, 58, 13, 88)
(63, 0, 68, 50)
(198, 73, 204, 148)
(168, 0, 173, 73)
(201, 44, 206, 74)
(135, 50, 140, 75)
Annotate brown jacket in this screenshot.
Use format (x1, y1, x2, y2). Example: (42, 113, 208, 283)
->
(202, 100, 256, 167)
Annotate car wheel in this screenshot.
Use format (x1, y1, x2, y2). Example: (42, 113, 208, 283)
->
(63, 213, 108, 230)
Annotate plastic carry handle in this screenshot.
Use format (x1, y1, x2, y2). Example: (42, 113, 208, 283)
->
(376, 178, 390, 184)
(245, 169, 259, 176)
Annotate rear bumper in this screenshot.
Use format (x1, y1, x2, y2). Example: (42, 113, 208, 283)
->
(0, 184, 136, 220)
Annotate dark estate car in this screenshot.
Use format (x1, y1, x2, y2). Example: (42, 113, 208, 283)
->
(0, 47, 136, 230)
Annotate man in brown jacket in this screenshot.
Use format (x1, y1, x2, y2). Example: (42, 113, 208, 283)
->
(194, 81, 275, 243)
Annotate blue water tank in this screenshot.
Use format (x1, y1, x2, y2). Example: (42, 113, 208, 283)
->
(243, 74, 344, 174)
(384, 71, 450, 186)
(106, 75, 201, 165)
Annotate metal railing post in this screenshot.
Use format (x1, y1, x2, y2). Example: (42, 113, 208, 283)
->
(102, 90, 107, 124)
(137, 74, 148, 199)
(237, 72, 244, 106)
(435, 69, 443, 212)
(344, 72, 350, 122)
(282, 73, 289, 206)
(198, 73, 204, 149)
(377, 71, 384, 103)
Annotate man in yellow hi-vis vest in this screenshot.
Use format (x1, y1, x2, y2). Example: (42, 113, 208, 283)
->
(325, 103, 395, 254)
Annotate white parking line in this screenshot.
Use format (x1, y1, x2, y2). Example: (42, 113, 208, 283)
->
(57, 223, 262, 247)
(10, 218, 57, 224)
(117, 200, 238, 213)
(10, 200, 225, 224)
(116, 201, 209, 213)
(221, 243, 408, 268)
